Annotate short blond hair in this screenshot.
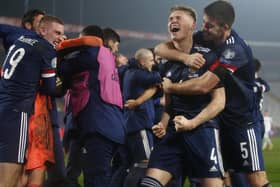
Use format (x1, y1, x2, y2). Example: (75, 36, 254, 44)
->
(170, 5, 197, 22)
(39, 15, 64, 27)
(134, 48, 153, 61)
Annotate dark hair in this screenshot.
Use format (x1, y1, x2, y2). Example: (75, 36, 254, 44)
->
(21, 9, 46, 28)
(103, 28, 120, 45)
(81, 25, 104, 41)
(170, 5, 197, 22)
(254, 58, 261, 72)
(204, 0, 235, 27)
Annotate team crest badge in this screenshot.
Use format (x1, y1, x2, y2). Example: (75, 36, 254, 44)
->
(223, 49, 235, 59)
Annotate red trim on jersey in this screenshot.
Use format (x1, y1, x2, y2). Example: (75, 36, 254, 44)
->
(41, 69, 55, 74)
(209, 60, 221, 71)
(209, 60, 237, 72)
(219, 63, 237, 72)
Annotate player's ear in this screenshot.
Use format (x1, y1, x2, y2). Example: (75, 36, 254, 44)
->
(24, 22, 32, 30)
(191, 21, 197, 31)
(223, 24, 230, 31)
(38, 26, 47, 36)
(108, 39, 115, 51)
(139, 59, 145, 67)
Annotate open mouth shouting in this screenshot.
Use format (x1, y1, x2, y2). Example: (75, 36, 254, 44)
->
(170, 24, 180, 33)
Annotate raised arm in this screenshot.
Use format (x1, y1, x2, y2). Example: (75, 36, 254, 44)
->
(154, 41, 205, 69)
(163, 70, 220, 95)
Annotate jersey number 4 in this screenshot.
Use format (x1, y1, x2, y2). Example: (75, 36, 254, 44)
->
(2, 44, 25, 79)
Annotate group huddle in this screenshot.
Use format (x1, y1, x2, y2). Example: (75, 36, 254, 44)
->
(0, 1, 272, 187)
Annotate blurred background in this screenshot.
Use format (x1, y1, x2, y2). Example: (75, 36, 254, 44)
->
(1, 0, 280, 130)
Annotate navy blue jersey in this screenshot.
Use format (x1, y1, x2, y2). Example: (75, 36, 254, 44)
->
(58, 46, 126, 144)
(195, 30, 257, 127)
(122, 62, 161, 133)
(117, 58, 138, 90)
(163, 44, 219, 128)
(0, 33, 56, 113)
(0, 24, 58, 125)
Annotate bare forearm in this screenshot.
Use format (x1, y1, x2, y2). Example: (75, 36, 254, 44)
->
(161, 94, 171, 128)
(166, 71, 220, 95)
(154, 42, 205, 69)
(191, 87, 225, 127)
(154, 42, 186, 61)
(160, 111, 170, 128)
(168, 80, 206, 95)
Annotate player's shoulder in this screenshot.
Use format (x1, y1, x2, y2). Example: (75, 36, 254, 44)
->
(221, 31, 251, 61)
(193, 31, 207, 46)
(192, 40, 217, 66)
(32, 36, 56, 56)
(15, 32, 53, 51)
(223, 30, 251, 53)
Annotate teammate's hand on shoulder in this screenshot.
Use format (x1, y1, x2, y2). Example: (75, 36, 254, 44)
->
(152, 122, 166, 138)
(184, 53, 205, 69)
(173, 115, 195, 132)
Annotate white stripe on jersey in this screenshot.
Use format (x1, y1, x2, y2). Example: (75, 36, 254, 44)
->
(140, 129, 152, 160)
(231, 37, 235, 44)
(18, 113, 24, 162)
(18, 112, 28, 163)
(226, 36, 235, 45)
(214, 129, 225, 176)
(247, 129, 260, 171)
(41, 73, 56, 78)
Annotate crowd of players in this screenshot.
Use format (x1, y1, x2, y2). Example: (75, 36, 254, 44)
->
(0, 1, 273, 187)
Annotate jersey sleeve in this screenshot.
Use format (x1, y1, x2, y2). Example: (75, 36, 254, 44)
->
(208, 44, 249, 82)
(134, 70, 162, 88)
(256, 77, 270, 93)
(219, 44, 249, 73)
(34, 40, 57, 94)
(32, 40, 56, 78)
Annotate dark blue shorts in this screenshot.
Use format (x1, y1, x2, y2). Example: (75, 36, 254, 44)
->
(148, 127, 224, 179)
(126, 129, 154, 164)
(82, 133, 119, 186)
(0, 108, 29, 163)
(221, 124, 265, 172)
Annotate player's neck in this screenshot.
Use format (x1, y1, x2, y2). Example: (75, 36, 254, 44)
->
(173, 37, 193, 54)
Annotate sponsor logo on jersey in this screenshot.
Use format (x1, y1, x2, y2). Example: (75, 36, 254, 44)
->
(209, 165, 218, 172)
(243, 160, 250, 166)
